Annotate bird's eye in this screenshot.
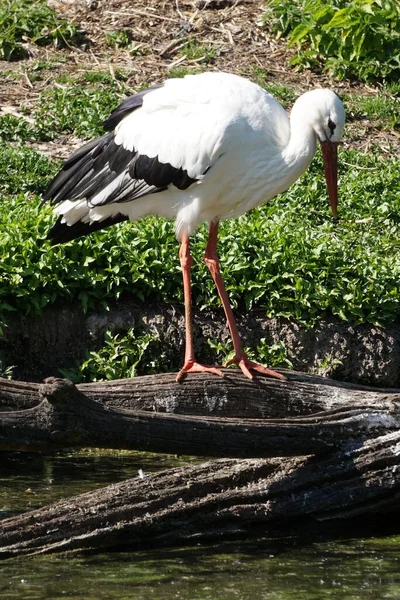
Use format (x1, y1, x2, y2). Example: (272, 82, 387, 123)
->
(327, 118, 336, 136)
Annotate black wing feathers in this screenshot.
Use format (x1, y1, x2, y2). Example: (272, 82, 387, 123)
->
(133, 155, 195, 190)
(44, 84, 199, 244)
(48, 214, 129, 245)
(103, 85, 162, 131)
(43, 135, 113, 204)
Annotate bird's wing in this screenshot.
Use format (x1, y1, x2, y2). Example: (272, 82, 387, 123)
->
(43, 76, 234, 210)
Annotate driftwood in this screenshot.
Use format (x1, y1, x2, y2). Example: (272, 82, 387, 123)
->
(1, 369, 400, 558)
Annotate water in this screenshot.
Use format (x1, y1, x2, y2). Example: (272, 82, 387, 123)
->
(1, 451, 399, 600)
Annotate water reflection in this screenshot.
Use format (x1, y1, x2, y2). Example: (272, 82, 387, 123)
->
(1, 451, 399, 599)
(1, 534, 400, 600)
(0, 449, 200, 518)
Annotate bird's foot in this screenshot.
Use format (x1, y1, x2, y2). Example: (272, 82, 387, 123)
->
(224, 355, 286, 381)
(176, 361, 224, 383)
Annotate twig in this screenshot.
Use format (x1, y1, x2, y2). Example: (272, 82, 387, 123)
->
(23, 70, 34, 90)
(159, 39, 186, 57)
(167, 55, 188, 70)
(175, 0, 186, 21)
(341, 161, 380, 171)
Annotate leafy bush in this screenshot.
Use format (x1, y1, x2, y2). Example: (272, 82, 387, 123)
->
(59, 329, 170, 382)
(0, 0, 82, 60)
(262, 0, 400, 82)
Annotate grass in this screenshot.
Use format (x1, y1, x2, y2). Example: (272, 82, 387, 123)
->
(0, 72, 130, 142)
(30, 77, 129, 139)
(343, 91, 400, 130)
(0, 0, 82, 60)
(0, 68, 399, 378)
(180, 39, 216, 64)
(251, 68, 297, 106)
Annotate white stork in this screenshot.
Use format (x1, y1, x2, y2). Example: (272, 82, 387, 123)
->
(43, 71, 345, 382)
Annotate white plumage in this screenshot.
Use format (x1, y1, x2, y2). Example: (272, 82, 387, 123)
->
(45, 71, 346, 381)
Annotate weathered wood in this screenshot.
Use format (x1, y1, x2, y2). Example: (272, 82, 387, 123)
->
(1, 429, 399, 559)
(2, 370, 400, 416)
(1, 370, 399, 559)
(1, 372, 399, 455)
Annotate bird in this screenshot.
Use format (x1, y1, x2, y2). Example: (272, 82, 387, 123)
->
(43, 71, 345, 382)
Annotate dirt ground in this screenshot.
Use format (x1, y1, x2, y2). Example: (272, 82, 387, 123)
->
(1, 0, 399, 156)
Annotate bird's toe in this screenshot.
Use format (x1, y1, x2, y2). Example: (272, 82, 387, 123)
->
(176, 361, 224, 383)
(225, 355, 286, 381)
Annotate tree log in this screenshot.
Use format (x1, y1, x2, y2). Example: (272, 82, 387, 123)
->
(1, 429, 399, 559)
(2, 369, 399, 416)
(1, 370, 400, 559)
(0, 371, 399, 455)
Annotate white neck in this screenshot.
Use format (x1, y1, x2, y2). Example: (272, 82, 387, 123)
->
(281, 107, 318, 187)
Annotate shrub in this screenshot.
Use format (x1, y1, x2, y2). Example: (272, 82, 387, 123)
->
(262, 0, 400, 82)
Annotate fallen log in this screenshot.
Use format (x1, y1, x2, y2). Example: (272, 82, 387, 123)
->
(1, 370, 399, 559)
(1, 429, 399, 559)
(0, 371, 399, 455)
(2, 369, 399, 416)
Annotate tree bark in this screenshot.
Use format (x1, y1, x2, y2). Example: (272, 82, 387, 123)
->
(1, 370, 399, 559)
(1, 429, 399, 559)
(0, 371, 399, 455)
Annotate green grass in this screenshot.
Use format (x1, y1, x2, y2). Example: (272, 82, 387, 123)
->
(0, 74, 130, 142)
(343, 92, 400, 130)
(262, 0, 400, 83)
(251, 68, 297, 107)
(180, 39, 216, 63)
(105, 30, 132, 49)
(168, 66, 207, 79)
(0, 0, 82, 60)
(31, 81, 127, 139)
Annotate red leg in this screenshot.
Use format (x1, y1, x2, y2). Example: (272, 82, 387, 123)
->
(176, 231, 223, 382)
(204, 221, 286, 381)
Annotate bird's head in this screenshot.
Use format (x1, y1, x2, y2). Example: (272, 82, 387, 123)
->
(294, 89, 346, 218)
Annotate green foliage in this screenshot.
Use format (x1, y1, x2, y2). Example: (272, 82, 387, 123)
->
(31, 83, 125, 139)
(105, 30, 131, 49)
(208, 338, 293, 370)
(168, 66, 206, 79)
(0, 144, 57, 194)
(59, 329, 171, 382)
(262, 0, 400, 82)
(251, 68, 297, 106)
(0, 360, 14, 379)
(0, 0, 82, 60)
(344, 92, 400, 130)
(0, 75, 130, 142)
(181, 39, 216, 63)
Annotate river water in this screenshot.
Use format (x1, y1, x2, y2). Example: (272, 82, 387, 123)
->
(1, 450, 399, 600)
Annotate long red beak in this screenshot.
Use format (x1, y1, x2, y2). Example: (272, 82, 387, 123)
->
(320, 140, 339, 219)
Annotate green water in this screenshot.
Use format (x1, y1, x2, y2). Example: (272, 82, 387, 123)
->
(1, 451, 399, 600)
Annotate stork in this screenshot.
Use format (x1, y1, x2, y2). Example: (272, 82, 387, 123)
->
(43, 71, 345, 382)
